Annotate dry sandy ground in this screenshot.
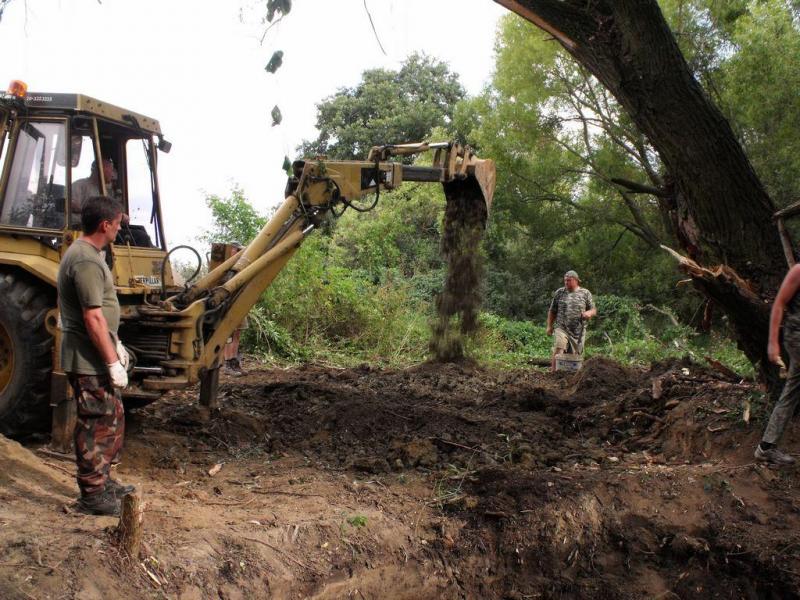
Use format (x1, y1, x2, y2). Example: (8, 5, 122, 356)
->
(1, 357, 800, 599)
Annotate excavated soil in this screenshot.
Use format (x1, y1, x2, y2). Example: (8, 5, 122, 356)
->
(430, 177, 487, 360)
(2, 357, 800, 599)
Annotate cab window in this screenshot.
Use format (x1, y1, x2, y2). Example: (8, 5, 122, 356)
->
(123, 138, 160, 248)
(0, 120, 66, 229)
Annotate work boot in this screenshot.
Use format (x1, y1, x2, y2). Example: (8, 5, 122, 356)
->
(754, 445, 796, 466)
(224, 358, 244, 376)
(105, 477, 136, 498)
(76, 490, 121, 516)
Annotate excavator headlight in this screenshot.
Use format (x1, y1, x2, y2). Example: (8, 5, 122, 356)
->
(7, 80, 27, 99)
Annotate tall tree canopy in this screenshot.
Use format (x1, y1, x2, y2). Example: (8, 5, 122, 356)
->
(494, 0, 798, 389)
(299, 53, 465, 160)
(456, 11, 682, 319)
(458, 0, 800, 322)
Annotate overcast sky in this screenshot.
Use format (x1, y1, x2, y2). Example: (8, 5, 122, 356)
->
(0, 0, 506, 247)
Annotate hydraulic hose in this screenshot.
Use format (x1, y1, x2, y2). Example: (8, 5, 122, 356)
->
(160, 244, 203, 299)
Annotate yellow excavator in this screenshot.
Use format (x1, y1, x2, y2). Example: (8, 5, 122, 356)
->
(0, 81, 495, 441)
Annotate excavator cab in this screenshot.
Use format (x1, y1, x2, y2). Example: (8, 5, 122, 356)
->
(0, 84, 167, 249)
(0, 81, 177, 438)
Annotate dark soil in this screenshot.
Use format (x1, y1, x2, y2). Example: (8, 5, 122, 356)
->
(430, 177, 488, 361)
(2, 356, 800, 599)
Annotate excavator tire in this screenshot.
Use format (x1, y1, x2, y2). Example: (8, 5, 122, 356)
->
(0, 269, 54, 438)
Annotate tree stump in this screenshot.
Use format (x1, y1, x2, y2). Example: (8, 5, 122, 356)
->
(116, 492, 143, 558)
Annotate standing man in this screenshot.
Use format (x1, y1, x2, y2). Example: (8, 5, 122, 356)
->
(222, 242, 249, 376)
(222, 316, 248, 376)
(546, 270, 597, 372)
(57, 196, 134, 515)
(755, 263, 800, 466)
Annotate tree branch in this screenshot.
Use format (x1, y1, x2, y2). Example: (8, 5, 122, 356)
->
(550, 59, 653, 177)
(619, 191, 661, 248)
(507, 169, 662, 249)
(611, 177, 667, 197)
(494, 0, 597, 49)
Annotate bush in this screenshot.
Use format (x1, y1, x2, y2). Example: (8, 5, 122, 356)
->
(201, 187, 752, 377)
(590, 294, 648, 341)
(243, 305, 301, 360)
(480, 313, 550, 356)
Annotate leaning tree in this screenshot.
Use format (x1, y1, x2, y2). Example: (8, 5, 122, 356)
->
(496, 0, 789, 391)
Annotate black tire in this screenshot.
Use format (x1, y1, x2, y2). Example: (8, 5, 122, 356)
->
(0, 270, 54, 438)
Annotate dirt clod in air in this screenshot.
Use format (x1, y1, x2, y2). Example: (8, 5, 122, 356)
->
(430, 177, 488, 361)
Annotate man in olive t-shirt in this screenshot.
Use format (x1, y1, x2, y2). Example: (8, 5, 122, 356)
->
(57, 195, 134, 516)
(546, 270, 597, 372)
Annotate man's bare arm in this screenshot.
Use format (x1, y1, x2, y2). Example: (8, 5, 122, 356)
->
(546, 310, 556, 335)
(82, 307, 117, 364)
(767, 264, 800, 364)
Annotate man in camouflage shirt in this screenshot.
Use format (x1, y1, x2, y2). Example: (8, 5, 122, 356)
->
(546, 270, 596, 372)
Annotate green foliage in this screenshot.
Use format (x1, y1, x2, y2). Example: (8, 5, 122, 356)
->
(201, 179, 750, 374)
(197, 3, 794, 376)
(455, 2, 800, 330)
(583, 295, 753, 377)
(299, 53, 465, 160)
(657, 0, 800, 208)
(716, 0, 800, 207)
(456, 14, 687, 322)
(590, 295, 648, 341)
(243, 304, 300, 360)
(330, 183, 444, 285)
(202, 186, 436, 365)
(479, 313, 551, 357)
(202, 187, 267, 245)
(257, 212, 433, 362)
(477, 297, 752, 378)
(346, 515, 368, 528)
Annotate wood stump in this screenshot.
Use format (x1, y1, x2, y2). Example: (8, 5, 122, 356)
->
(116, 492, 143, 558)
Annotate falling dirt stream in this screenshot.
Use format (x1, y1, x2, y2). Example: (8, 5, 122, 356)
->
(430, 177, 488, 361)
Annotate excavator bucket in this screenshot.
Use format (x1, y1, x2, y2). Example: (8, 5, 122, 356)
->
(441, 155, 496, 230)
(444, 147, 495, 217)
(469, 157, 496, 214)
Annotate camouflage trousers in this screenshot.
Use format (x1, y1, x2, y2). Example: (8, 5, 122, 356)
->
(68, 374, 125, 495)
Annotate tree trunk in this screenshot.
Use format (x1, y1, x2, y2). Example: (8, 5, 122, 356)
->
(497, 0, 785, 389)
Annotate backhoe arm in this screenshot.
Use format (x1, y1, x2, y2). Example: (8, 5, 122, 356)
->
(135, 143, 494, 394)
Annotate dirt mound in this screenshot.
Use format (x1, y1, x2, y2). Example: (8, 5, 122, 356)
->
(572, 356, 641, 404)
(3, 357, 800, 599)
(0, 434, 73, 503)
(159, 358, 762, 473)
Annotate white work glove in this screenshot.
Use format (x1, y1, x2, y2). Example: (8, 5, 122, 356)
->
(115, 339, 130, 371)
(107, 360, 129, 389)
